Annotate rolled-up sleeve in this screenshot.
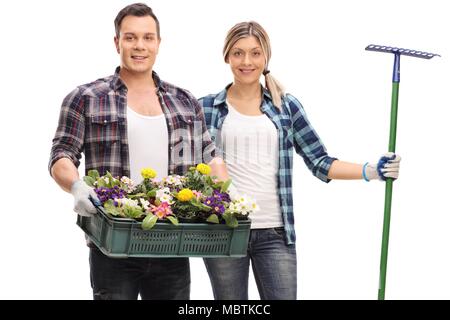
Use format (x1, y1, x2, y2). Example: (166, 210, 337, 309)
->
(48, 87, 85, 175)
(286, 94, 337, 182)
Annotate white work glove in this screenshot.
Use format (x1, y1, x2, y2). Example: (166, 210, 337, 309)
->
(70, 179, 100, 217)
(363, 152, 401, 181)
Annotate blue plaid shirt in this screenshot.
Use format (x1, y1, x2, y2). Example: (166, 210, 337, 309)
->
(199, 85, 337, 244)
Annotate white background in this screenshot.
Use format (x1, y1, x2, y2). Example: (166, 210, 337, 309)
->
(0, 0, 449, 300)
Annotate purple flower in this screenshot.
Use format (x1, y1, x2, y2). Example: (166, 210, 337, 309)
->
(212, 189, 231, 203)
(204, 196, 217, 207)
(213, 204, 225, 215)
(94, 186, 127, 204)
(203, 195, 227, 215)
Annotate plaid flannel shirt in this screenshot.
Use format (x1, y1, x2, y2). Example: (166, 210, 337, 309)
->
(199, 85, 337, 244)
(49, 67, 215, 178)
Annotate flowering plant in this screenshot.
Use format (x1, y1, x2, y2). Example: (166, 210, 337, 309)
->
(83, 164, 259, 230)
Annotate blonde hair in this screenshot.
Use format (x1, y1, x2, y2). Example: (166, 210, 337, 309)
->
(223, 21, 285, 109)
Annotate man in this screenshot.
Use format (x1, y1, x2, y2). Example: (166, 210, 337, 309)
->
(49, 3, 224, 300)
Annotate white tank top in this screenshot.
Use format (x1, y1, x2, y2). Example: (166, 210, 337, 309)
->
(221, 102, 283, 229)
(127, 106, 169, 184)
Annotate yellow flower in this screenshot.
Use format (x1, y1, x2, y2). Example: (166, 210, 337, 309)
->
(177, 189, 194, 202)
(196, 163, 211, 175)
(141, 168, 157, 179)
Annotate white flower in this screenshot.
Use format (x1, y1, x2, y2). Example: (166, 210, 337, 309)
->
(121, 176, 135, 192)
(230, 194, 259, 216)
(167, 176, 176, 184)
(160, 194, 174, 204)
(121, 176, 134, 186)
(238, 202, 248, 211)
(155, 187, 174, 204)
(156, 187, 171, 198)
(163, 175, 183, 186)
(250, 200, 260, 212)
(139, 198, 150, 210)
(116, 198, 139, 208)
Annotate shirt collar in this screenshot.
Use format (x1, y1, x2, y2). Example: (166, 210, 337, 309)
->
(111, 66, 126, 91)
(111, 66, 167, 93)
(213, 83, 273, 107)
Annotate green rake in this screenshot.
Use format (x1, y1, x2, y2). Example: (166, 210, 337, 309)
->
(365, 44, 440, 300)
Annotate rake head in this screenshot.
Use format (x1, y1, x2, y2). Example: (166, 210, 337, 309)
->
(365, 44, 440, 59)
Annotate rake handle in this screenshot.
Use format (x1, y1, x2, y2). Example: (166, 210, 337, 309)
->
(367, 45, 439, 300)
(378, 54, 400, 300)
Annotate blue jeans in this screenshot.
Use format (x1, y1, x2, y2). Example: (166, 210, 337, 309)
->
(89, 247, 190, 300)
(204, 227, 297, 300)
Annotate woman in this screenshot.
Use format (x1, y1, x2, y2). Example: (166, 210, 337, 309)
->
(199, 21, 400, 300)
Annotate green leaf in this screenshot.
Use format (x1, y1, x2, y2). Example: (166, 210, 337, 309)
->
(193, 170, 200, 179)
(104, 200, 121, 217)
(189, 199, 211, 212)
(83, 176, 95, 187)
(97, 179, 106, 187)
(128, 206, 144, 219)
(142, 214, 158, 230)
(206, 176, 213, 185)
(127, 193, 146, 199)
(166, 215, 179, 226)
(189, 198, 199, 207)
(222, 212, 238, 228)
(220, 179, 232, 193)
(226, 216, 238, 228)
(104, 171, 121, 188)
(206, 214, 219, 224)
(147, 189, 157, 198)
(112, 179, 121, 188)
(201, 204, 214, 212)
(222, 211, 231, 223)
(203, 187, 213, 197)
(88, 170, 100, 181)
(104, 199, 115, 207)
(106, 172, 115, 188)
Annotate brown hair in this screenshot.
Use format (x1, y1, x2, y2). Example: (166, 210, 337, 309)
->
(114, 3, 160, 39)
(223, 21, 285, 109)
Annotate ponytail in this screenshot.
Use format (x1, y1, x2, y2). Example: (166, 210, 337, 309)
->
(264, 70, 285, 109)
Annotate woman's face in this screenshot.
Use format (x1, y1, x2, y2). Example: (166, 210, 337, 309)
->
(227, 36, 266, 86)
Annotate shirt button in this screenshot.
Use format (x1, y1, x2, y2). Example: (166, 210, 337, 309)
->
(187, 119, 192, 123)
(103, 120, 108, 124)
(170, 146, 173, 150)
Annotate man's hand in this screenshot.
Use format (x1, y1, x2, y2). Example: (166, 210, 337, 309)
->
(363, 152, 401, 181)
(70, 180, 99, 216)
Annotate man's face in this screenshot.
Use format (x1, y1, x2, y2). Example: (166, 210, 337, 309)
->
(114, 15, 160, 75)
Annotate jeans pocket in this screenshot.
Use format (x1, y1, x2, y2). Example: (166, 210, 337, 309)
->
(268, 227, 285, 240)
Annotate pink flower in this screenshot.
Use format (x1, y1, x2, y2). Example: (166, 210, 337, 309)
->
(192, 190, 203, 200)
(150, 202, 173, 219)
